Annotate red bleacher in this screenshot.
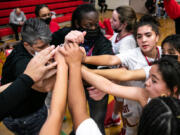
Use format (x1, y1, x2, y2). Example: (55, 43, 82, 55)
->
(0, 0, 85, 39)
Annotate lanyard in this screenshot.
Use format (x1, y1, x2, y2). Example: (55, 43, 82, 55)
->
(87, 45, 95, 56)
(143, 47, 160, 66)
(115, 33, 132, 43)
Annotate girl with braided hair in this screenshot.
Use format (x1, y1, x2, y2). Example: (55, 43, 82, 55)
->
(138, 96, 180, 135)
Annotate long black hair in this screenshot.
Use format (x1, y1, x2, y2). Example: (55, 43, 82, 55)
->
(138, 96, 180, 135)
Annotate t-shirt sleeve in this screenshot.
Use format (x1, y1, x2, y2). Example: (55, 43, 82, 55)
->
(119, 38, 136, 54)
(142, 66, 151, 80)
(116, 51, 131, 67)
(76, 118, 102, 135)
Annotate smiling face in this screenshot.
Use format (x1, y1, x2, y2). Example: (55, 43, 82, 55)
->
(136, 25, 159, 55)
(145, 65, 170, 98)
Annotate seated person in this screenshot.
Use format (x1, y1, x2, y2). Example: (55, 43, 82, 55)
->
(35, 4, 59, 33)
(9, 8, 26, 41)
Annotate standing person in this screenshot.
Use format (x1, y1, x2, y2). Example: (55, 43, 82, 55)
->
(81, 15, 162, 135)
(98, 0, 108, 13)
(52, 4, 113, 135)
(9, 8, 26, 41)
(1, 18, 54, 135)
(35, 4, 59, 33)
(164, 0, 180, 34)
(105, 6, 137, 129)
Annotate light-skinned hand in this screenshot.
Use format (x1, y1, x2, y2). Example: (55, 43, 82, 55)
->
(59, 42, 84, 66)
(65, 30, 86, 44)
(24, 45, 57, 82)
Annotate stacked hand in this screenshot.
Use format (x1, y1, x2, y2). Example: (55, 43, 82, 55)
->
(59, 42, 84, 66)
(65, 30, 86, 44)
(24, 45, 57, 82)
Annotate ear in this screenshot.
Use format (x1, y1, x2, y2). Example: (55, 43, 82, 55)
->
(173, 86, 178, 95)
(75, 20, 80, 28)
(155, 35, 159, 43)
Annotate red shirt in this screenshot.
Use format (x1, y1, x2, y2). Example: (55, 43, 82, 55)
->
(164, 0, 180, 19)
(49, 21, 59, 33)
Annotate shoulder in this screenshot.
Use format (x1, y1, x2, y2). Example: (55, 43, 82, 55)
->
(53, 27, 71, 36)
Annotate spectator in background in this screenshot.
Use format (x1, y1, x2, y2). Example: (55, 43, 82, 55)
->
(98, 0, 108, 13)
(164, 0, 180, 34)
(145, 0, 156, 16)
(35, 4, 59, 33)
(9, 8, 26, 41)
(51, 11, 56, 19)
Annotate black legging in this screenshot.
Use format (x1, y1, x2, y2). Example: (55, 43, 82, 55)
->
(98, 2, 108, 13)
(9, 23, 21, 41)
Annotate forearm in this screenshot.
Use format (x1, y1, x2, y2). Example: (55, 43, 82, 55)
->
(0, 83, 11, 93)
(81, 67, 115, 95)
(40, 64, 68, 135)
(93, 68, 145, 81)
(68, 64, 89, 130)
(84, 55, 120, 66)
(81, 67, 143, 102)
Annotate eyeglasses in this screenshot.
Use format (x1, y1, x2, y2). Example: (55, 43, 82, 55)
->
(40, 13, 52, 18)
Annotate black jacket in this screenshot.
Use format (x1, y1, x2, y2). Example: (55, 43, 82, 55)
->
(175, 18, 180, 34)
(1, 42, 47, 118)
(0, 74, 34, 121)
(51, 27, 114, 69)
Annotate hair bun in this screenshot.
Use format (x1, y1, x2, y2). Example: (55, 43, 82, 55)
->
(139, 14, 160, 26)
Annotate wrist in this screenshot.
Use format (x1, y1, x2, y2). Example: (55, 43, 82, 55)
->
(69, 62, 81, 68)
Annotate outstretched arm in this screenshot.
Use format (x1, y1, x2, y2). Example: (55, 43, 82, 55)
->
(83, 54, 121, 66)
(83, 66, 146, 81)
(64, 30, 118, 66)
(39, 46, 68, 135)
(81, 66, 147, 107)
(60, 42, 89, 129)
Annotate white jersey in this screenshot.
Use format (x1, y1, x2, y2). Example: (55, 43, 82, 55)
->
(111, 33, 137, 102)
(116, 46, 162, 135)
(76, 118, 102, 135)
(111, 33, 137, 54)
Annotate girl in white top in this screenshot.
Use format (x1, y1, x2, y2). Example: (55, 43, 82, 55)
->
(107, 6, 137, 129)
(110, 6, 137, 54)
(81, 56, 180, 134)
(82, 15, 162, 135)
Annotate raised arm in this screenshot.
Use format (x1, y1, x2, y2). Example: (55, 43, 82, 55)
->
(39, 47, 68, 135)
(60, 43, 102, 134)
(83, 66, 146, 81)
(81, 67, 147, 107)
